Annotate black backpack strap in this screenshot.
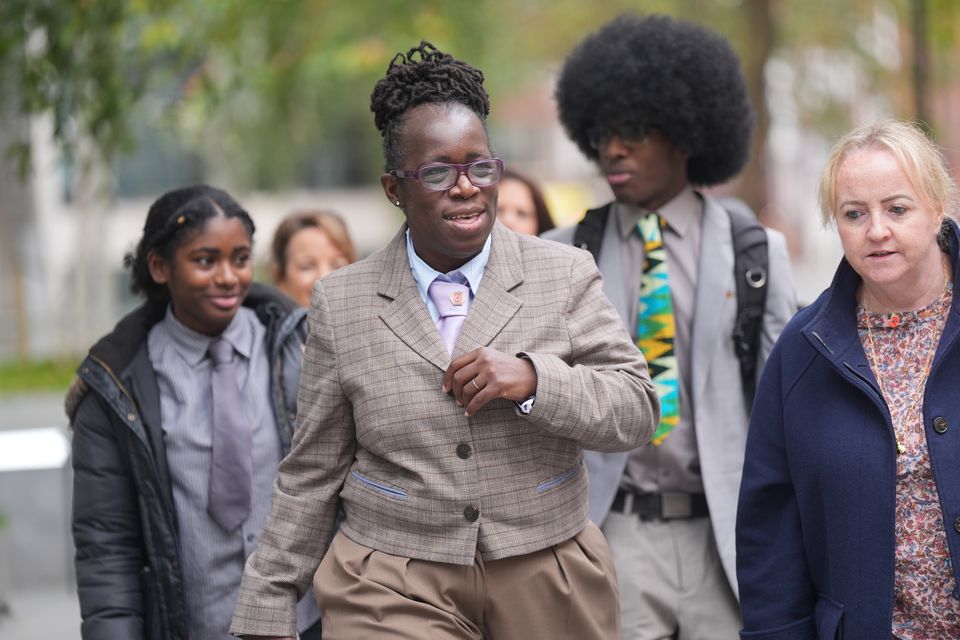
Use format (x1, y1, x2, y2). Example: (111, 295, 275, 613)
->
(574, 198, 768, 411)
(726, 202, 769, 412)
(572, 203, 613, 263)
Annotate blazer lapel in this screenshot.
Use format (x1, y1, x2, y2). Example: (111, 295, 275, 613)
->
(692, 197, 737, 404)
(377, 227, 451, 371)
(455, 223, 523, 356)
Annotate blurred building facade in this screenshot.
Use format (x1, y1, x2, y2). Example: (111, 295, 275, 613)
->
(4, 29, 960, 361)
(0, 80, 871, 363)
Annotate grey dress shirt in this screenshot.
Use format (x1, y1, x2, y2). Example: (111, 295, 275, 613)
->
(619, 186, 705, 494)
(148, 306, 283, 639)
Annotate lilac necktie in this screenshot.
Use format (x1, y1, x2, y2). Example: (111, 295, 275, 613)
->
(208, 337, 253, 531)
(428, 273, 471, 355)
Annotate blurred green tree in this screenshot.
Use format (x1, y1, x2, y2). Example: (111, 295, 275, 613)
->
(0, 0, 957, 200)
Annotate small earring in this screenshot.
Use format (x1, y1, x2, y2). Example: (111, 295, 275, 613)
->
(395, 201, 401, 206)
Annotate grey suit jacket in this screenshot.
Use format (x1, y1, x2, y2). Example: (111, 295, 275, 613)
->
(542, 193, 796, 595)
(230, 222, 659, 637)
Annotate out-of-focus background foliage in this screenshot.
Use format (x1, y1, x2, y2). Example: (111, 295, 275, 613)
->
(2, 0, 960, 381)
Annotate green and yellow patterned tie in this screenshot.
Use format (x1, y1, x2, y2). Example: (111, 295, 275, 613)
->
(636, 213, 680, 445)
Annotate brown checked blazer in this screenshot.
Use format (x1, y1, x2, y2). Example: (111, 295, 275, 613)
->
(230, 222, 659, 637)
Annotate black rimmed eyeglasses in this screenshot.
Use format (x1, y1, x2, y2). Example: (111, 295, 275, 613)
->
(587, 124, 650, 150)
(389, 158, 504, 192)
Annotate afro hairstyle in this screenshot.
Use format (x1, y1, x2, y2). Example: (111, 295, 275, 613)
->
(370, 41, 490, 170)
(555, 13, 755, 186)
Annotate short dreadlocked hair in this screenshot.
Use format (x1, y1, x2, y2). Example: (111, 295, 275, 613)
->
(370, 41, 490, 171)
(555, 13, 755, 186)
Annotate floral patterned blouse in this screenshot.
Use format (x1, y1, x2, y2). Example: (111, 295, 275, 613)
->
(858, 283, 959, 639)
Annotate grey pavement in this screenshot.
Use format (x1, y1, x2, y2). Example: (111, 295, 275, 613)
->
(0, 586, 81, 639)
(0, 390, 82, 639)
(0, 390, 68, 432)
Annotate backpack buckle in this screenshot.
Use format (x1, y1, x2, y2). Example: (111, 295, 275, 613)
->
(745, 267, 767, 289)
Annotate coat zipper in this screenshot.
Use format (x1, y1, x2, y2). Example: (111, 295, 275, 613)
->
(89, 354, 146, 439)
(86, 354, 179, 530)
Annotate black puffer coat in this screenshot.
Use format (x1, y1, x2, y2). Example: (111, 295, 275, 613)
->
(68, 284, 308, 640)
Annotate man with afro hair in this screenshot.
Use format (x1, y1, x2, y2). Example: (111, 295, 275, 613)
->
(544, 13, 796, 639)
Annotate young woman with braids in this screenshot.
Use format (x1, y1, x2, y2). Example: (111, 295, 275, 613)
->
(230, 42, 658, 640)
(67, 185, 321, 639)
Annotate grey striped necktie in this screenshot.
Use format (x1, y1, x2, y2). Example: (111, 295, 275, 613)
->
(208, 337, 252, 531)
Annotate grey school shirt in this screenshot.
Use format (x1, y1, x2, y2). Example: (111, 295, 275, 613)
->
(618, 186, 704, 495)
(148, 306, 282, 639)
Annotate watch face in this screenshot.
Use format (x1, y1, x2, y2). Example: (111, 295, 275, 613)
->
(519, 396, 536, 414)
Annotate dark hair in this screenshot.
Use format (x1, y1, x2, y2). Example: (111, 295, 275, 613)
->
(502, 168, 555, 233)
(270, 210, 358, 281)
(555, 13, 755, 186)
(369, 41, 490, 170)
(124, 184, 255, 304)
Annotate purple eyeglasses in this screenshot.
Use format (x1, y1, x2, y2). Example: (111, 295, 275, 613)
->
(390, 158, 504, 191)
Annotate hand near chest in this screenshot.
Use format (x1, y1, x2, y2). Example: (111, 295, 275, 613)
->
(442, 347, 537, 417)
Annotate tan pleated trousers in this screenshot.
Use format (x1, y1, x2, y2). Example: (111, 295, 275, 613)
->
(313, 521, 621, 639)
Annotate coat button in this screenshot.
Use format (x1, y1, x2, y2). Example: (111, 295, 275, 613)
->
(954, 516, 960, 534)
(463, 505, 480, 522)
(456, 443, 472, 459)
(933, 417, 948, 434)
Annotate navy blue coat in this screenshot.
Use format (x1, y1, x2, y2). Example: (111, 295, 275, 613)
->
(737, 221, 960, 639)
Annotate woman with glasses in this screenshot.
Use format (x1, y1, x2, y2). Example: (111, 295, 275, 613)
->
(230, 41, 659, 640)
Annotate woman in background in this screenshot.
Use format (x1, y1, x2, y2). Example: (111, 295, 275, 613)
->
(496, 168, 555, 236)
(271, 210, 357, 307)
(737, 120, 960, 639)
(69, 185, 321, 639)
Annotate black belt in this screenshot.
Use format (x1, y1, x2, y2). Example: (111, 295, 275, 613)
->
(610, 488, 709, 520)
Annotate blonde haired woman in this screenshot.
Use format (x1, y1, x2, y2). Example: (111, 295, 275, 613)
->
(737, 119, 960, 639)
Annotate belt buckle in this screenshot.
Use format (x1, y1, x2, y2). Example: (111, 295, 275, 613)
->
(621, 490, 635, 514)
(660, 492, 692, 519)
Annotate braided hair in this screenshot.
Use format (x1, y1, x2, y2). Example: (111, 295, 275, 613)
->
(555, 13, 755, 186)
(370, 41, 490, 170)
(124, 184, 255, 305)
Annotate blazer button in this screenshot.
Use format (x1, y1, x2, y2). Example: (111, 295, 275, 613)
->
(954, 516, 960, 534)
(456, 443, 472, 459)
(933, 416, 948, 434)
(463, 505, 480, 522)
